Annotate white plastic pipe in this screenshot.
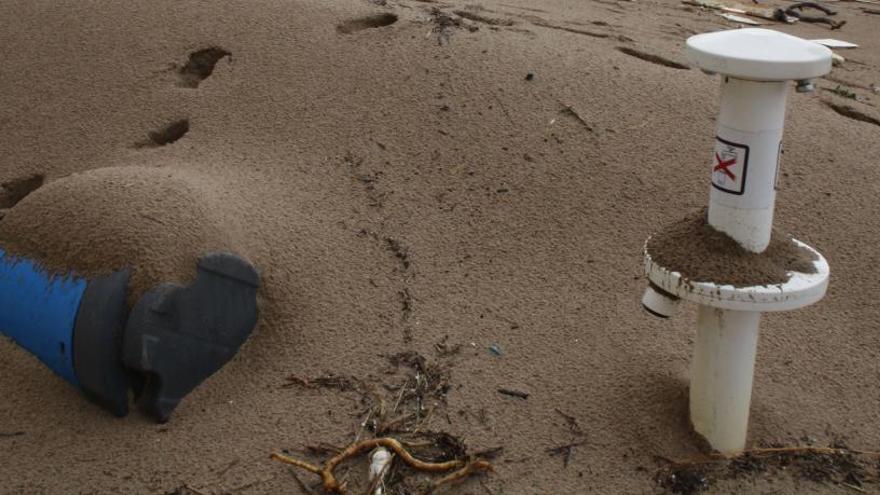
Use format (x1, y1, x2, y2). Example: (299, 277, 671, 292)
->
(697, 77, 786, 453)
(642, 285, 680, 318)
(708, 77, 788, 253)
(689, 306, 761, 454)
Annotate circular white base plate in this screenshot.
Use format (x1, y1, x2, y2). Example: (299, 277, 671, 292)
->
(644, 239, 829, 312)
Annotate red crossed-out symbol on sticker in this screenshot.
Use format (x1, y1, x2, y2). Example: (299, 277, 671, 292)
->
(714, 153, 736, 180)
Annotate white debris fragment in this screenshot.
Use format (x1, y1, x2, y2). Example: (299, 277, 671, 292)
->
(811, 39, 859, 49)
(369, 447, 393, 495)
(718, 12, 762, 24)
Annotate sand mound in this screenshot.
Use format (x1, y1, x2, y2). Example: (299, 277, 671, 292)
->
(647, 209, 818, 286)
(0, 165, 240, 298)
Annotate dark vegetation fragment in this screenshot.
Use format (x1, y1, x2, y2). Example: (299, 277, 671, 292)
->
(655, 445, 880, 494)
(385, 236, 411, 270)
(429, 8, 476, 45)
(279, 352, 491, 492)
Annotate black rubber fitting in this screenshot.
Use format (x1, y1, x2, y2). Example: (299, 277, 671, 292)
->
(122, 252, 259, 422)
(73, 269, 132, 417)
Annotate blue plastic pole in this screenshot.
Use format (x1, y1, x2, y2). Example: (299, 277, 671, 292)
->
(0, 248, 86, 385)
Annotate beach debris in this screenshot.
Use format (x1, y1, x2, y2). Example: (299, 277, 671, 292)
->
(554, 408, 584, 435)
(272, 438, 493, 493)
(863, 7, 880, 14)
(557, 104, 595, 132)
(655, 444, 880, 494)
(811, 38, 858, 48)
(827, 84, 857, 99)
(279, 352, 495, 492)
(428, 8, 474, 45)
(497, 388, 529, 399)
(283, 373, 363, 392)
(547, 409, 586, 468)
(682, 0, 795, 22)
(368, 447, 393, 494)
(525, 72, 535, 81)
(718, 12, 762, 23)
(775, 2, 846, 29)
(384, 236, 411, 270)
(488, 343, 503, 356)
(178, 47, 230, 88)
(434, 336, 462, 356)
(0, 431, 25, 438)
(546, 440, 587, 468)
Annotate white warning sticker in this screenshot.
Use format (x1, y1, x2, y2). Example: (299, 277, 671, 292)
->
(711, 137, 749, 195)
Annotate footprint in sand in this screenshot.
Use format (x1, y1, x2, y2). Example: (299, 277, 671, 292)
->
(135, 119, 190, 148)
(337, 13, 398, 34)
(0, 175, 44, 216)
(177, 47, 231, 88)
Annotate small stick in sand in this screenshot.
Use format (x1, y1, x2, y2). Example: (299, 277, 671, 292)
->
(271, 437, 493, 493)
(546, 440, 587, 468)
(497, 388, 530, 399)
(558, 103, 594, 132)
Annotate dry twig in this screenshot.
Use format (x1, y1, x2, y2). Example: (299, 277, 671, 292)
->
(497, 388, 529, 399)
(272, 437, 492, 493)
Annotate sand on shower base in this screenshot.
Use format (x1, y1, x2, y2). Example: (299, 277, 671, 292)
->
(1, 0, 880, 493)
(646, 209, 817, 287)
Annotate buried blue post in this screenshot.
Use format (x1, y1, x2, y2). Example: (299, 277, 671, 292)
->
(0, 248, 86, 385)
(0, 248, 132, 416)
(0, 248, 259, 421)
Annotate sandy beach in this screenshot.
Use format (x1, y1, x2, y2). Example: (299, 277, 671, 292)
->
(1, 0, 879, 493)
